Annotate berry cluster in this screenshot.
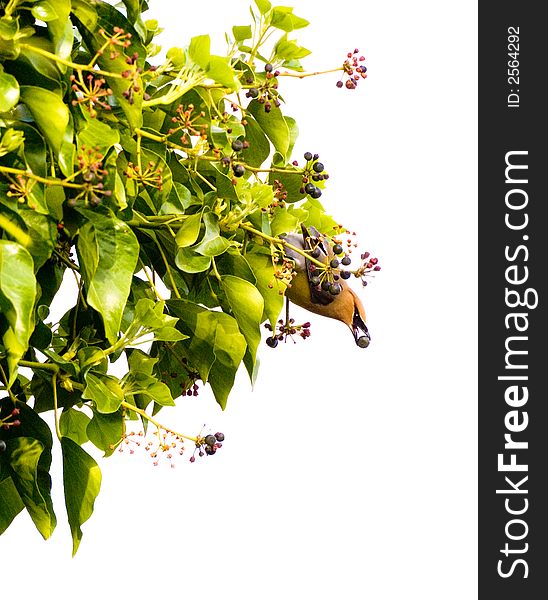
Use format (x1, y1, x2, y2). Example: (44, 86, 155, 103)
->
(70, 73, 113, 118)
(98, 26, 132, 60)
(336, 49, 367, 90)
(120, 52, 144, 105)
(296, 152, 329, 199)
(1, 407, 21, 431)
(190, 431, 225, 461)
(270, 253, 298, 291)
(354, 252, 381, 286)
(264, 318, 311, 347)
(168, 103, 208, 145)
(5, 173, 37, 208)
(66, 145, 113, 208)
(124, 160, 164, 191)
(244, 63, 281, 113)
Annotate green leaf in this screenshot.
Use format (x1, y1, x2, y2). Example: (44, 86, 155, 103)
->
(0, 241, 37, 384)
(274, 35, 311, 60)
(246, 252, 286, 326)
(271, 205, 299, 236)
(59, 408, 91, 445)
(76, 209, 139, 344)
(241, 115, 271, 168)
(233, 25, 252, 42)
(72, 2, 145, 130)
(0, 67, 20, 112)
(167, 300, 247, 408)
(175, 212, 202, 248)
(188, 34, 211, 69)
(221, 275, 264, 377)
(83, 372, 124, 414)
(207, 56, 239, 89)
(254, 0, 272, 15)
(46, 0, 73, 60)
(271, 7, 309, 32)
(19, 86, 70, 156)
(86, 410, 123, 456)
(31, 1, 58, 21)
(61, 437, 102, 556)
(247, 99, 290, 159)
(193, 212, 232, 257)
(8, 437, 56, 539)
(0, 476, 24, 535)
(77, 117, 120, 153)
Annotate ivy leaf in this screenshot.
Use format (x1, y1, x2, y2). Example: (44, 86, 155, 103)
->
(0, 66, 19, 112)
(271, 7, 310, 32)
(19, 86, 71, 157)
(59, 408, 91, 445)
(254, 0, 272, 15)
(193, 212, 233, 257)
(76, 209, 139, 344)
(0, 476, 24, 535)
(0, 241, 37, 384)
(247, 99, 290, 160)
(188, 34, 211, 69)
(77, 117, 120, 153)
(233, 25, 252, 42)
(246, 252, 286, 327)
(7, 437, 56, 539)
(175, 212, 202, 248)
(221, 275, 264, 376)
(207, 56, 240, 89)
(86, 410, 123, 456)
(31, 2, 58, 21)
(83, 372, 125, 414)
(61, 437, 102, 556)
(241, 115, 271, 168)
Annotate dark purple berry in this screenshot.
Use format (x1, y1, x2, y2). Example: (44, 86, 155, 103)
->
(321, 279, 331, 291)
(341, 256, 352, 265)
(231, 139, 244, 152)
(311, 247, 321, 259)
(330, 258, 339, 268)
(205, 445, 217, 455)
(304, 182, 316, 195)
(340, 270, 351, 279)
(233, 164, 245, 177)
(304, 151, 313, 161)
(336, 81, 343, 88)
(333, 244, 343, 255)
(266, 336, 278, 348)
(205, 434, 217, 447)
(309, 275, 321, 286)
(329, 282, 342, 295)
(247, 87, 259, 98)
(313, 162, 324, 173)
(313, 153, 319, 160)
(215, 432, 225, 442)
(310, 187, 322, 199)
(265, 63, 273, 73)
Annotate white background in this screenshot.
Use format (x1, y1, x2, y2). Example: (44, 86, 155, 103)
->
(1, 1, 478, 598)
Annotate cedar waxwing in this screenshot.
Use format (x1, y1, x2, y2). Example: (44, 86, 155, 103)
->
(283, 225, 371, 347)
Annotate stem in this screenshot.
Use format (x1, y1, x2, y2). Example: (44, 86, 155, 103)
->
(52, 372, 62, 441)
(120, 400, 198, 443)
(0, 165, 85, 190)
(0, 365, 18, 403)
(18, 360, 60, 373)
(52, 248, 80, 272)
(138, 258, 165, 301)
(239, 223, 328, 269)
(19, 43, 125, 79)
(210, 256, 222, 282)
(0, 213, 32, 247)
(278, 67, 344, 79)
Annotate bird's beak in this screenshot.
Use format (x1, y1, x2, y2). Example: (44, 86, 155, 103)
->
(352, 307, 371, 348)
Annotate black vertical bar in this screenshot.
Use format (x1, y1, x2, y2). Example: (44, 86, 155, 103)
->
(479, 2, 548, 598)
